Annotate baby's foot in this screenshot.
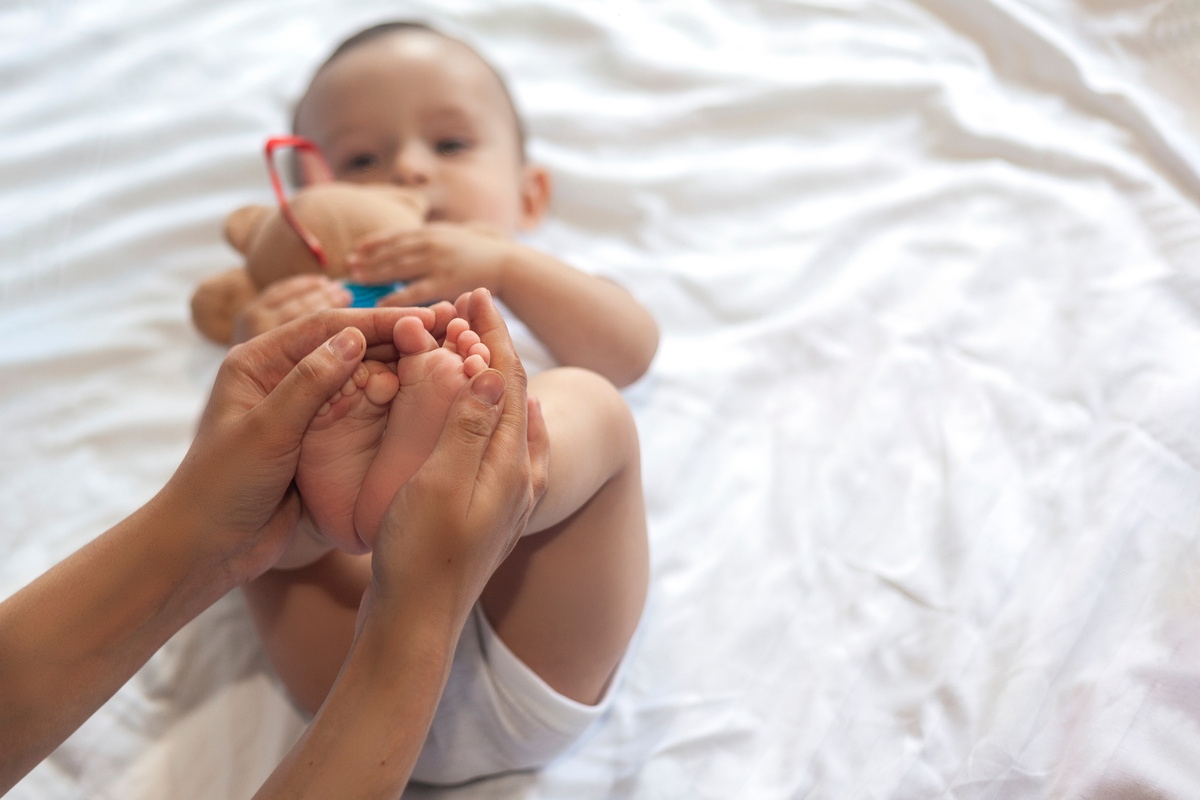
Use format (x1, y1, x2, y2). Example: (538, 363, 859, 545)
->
(354, 316, 490, 546)
(296, 359, 399, 553)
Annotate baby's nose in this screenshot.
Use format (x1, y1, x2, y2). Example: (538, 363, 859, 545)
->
(391, 145, 432, 187)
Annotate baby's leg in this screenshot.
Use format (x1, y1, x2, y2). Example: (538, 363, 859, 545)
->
(243, 367, 646, 724)
(354, 316, 489, 545)
(481, 368, 649, 706)
(295, 360, 398, 554)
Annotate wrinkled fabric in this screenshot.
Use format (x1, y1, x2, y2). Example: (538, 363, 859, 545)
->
(3, 1, 1200, 798)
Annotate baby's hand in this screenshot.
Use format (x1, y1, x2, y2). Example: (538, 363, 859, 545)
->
(233, 275, 353, 343)
(347, 222, 513, 308)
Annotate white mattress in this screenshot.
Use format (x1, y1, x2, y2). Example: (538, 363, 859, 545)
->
(4, 1, 1200, 797)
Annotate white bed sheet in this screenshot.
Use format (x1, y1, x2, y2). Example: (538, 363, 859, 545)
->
(4, 0, 1200, 797)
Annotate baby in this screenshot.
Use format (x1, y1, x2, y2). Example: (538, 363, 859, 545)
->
(237, 22, 658, 785)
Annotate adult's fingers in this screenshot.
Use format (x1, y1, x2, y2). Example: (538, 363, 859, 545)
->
(416, 368, 508, 489)
(464, 289, 528, 464)
(525, 396, 550, 507)
(427, 301, 458, 341)
(255, 327, 368, 436)
(464, 289, 520, 379)
(230, 307, 436, 392)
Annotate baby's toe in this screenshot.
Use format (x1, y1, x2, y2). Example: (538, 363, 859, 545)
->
(351, 362, 370, 389)
(452, 327, 480, 354)
(464, 354, 488, 377)
(363, 363, 400, 405)
(394, 315, 439, 356)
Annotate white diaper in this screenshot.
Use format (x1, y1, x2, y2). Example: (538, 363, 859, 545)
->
(410, 604, 632, 786)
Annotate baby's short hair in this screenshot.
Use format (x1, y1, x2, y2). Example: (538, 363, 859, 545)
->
(301, 21, 529, 160)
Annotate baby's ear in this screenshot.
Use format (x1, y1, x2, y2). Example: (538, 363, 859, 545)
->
(224, 205, 269, 253)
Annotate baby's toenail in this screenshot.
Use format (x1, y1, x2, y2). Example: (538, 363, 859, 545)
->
(342, 378, 356, 396)
(317, 401, 331, 416)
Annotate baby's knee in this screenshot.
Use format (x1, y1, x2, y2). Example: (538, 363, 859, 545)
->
(537, 367, 640, 462)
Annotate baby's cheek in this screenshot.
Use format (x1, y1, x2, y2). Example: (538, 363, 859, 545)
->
(453, 179, 523, 232)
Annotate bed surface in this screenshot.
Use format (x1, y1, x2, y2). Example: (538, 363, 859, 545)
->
(4, 1, 1200, 797)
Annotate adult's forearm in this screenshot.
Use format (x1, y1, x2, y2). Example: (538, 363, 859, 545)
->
(254, 596, 464, 799)
(0, 493, 237, 793)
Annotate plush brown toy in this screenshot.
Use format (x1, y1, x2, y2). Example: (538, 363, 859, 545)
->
(191, 182, 428, 345)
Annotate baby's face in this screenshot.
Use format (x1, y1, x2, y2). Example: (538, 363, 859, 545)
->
(295, 32, 542, 234)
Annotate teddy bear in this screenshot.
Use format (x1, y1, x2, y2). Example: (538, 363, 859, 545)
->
(190, 182, 428, 345)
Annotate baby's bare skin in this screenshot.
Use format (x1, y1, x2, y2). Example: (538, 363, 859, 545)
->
(295, 360, 399, 554)
(295, 316, 489, 553)
(356, 316, 489, 546)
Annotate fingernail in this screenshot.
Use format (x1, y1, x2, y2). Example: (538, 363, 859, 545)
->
(328, 328, 362, 361)
(471, 369, 504, 405)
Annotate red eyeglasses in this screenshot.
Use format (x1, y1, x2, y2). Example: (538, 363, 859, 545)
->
(264, 135, 335, 268)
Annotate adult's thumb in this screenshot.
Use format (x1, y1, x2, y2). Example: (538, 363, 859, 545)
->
(420, 368, 506, 481)
(258, 327, 366, 436)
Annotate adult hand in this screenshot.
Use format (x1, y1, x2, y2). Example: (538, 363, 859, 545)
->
(0, 305, 440, 794)
(166, 306, 440, 584)
(255, 289, 550, 798)
(367, 287, 550, 627)
(349, 222, 514, 309)
(232, 274, 352, 344)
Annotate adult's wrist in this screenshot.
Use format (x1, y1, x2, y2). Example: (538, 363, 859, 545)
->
(355, 578, 472, 657)
(254, 588, 466, 799)
(141, 484, 250, 605)
(152, 458, 292, 592)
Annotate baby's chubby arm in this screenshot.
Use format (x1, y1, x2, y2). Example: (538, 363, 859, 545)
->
(493, 243, 659, 388)
(352, 223, 659, 388)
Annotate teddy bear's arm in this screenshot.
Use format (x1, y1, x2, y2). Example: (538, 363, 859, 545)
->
(190, 267, 259, 345)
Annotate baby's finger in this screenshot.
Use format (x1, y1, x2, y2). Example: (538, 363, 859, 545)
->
(353, 249, 424, 283)
(279, 285, 349, 321)
(353, 228, 415, 254)
(260, 274, 334, 305)
(312, 282, 353, 309)
(378, 279, 441, 309)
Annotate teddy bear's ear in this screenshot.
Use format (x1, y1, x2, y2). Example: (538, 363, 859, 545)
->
(223, 205, 269, 253)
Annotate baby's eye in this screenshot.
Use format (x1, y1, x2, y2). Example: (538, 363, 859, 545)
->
(436, 138, 470, 156)
(344, 153, 379, 172)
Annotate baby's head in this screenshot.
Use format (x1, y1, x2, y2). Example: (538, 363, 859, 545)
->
(294, 22, 549, 236)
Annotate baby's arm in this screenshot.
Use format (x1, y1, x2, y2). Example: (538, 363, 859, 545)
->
(494, 244, 659, 389)
(355, 226, 659, 388)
